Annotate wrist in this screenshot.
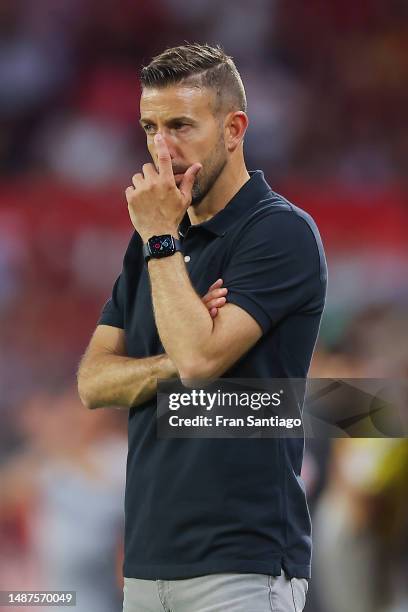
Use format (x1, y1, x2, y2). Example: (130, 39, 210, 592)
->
(140, 227, 179, 243)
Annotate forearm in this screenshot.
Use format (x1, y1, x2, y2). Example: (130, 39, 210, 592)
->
(77, 352, 177, 410)
(148, 253, 214, 377)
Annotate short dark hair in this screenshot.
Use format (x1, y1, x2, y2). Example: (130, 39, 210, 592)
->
(140, 43, 247, 114)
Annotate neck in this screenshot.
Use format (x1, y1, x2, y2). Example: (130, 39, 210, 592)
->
(188, 158, 250, 225)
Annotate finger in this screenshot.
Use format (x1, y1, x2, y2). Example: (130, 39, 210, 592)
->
(179, 163, 202, 201)
(154, 134, 174, 182)
(142, 163, 157, 180)
(208, 278, 223, 291)
(210, 307, 218, 319)
(202, 279, 224, 301)
(202, 288, 228, 304)
(206, 297, 227, 310)
(125, 186, 134, 204)
(132, 173, 144, 188)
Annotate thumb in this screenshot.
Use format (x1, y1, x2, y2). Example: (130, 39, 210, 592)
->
(179, 163, 202, 201)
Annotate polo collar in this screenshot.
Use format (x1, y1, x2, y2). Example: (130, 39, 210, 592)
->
(179, 170, 272, 238)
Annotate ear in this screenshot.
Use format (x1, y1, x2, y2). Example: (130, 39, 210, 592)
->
(224, 111, 249, 152)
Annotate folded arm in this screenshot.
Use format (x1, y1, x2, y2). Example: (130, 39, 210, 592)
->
(77, 325, 178, 410)
(148, 254, 262, 380)
(77, 281, 229, 409)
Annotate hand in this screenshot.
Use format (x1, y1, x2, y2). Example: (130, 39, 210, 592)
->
(125, 134, 202, 242)
(201, 278, 228, 319)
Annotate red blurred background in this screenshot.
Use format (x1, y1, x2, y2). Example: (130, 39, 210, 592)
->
(0, 1, 407, 611)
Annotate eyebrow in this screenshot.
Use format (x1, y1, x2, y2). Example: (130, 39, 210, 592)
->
(139, 116, 197, 126)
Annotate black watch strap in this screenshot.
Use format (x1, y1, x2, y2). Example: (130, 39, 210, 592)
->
(173, 238, 182, 251)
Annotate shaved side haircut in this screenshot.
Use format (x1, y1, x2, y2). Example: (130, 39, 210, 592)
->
(140, 43, 247, 115)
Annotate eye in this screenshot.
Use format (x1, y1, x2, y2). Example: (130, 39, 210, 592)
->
(143, 124, 156, 135)
(173, 122, 189, 131)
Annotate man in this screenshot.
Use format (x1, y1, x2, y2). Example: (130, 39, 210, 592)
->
(77, 43, 327, 612)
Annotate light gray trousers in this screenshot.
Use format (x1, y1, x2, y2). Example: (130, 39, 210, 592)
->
(123, 572, 308, 612)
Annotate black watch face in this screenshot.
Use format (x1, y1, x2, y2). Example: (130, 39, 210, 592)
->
(148, 235, 175, 258)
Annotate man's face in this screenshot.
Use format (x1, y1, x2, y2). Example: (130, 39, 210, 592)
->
(140, 84, 228, 205)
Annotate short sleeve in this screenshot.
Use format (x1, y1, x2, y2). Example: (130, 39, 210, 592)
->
(97, 273, 125, 329)
(223, 211, 323, 334)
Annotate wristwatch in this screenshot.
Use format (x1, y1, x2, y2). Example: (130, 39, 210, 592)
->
(143, 234, 183, 262)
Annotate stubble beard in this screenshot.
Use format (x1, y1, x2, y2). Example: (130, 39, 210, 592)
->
(190, 138, 228, 207)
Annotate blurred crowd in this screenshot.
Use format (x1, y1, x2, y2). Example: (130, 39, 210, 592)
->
(0, 0, 407, 184)
(0, 1, 407, 611)
(0, 385, 127, 611)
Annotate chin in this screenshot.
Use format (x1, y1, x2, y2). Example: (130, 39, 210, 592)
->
(190, 195, 203, 207)
(190, 184, 204, 206)
(192, 188, 209, 206)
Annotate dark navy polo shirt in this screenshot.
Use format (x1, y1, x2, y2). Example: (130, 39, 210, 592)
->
(98, 170, 327, 581)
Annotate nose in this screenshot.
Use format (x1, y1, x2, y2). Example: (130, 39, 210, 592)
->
(155, 128, 177, 159)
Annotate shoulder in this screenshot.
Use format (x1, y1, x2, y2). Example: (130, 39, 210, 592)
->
(228, 191, 327, 283)
(236, 191, 324, 250)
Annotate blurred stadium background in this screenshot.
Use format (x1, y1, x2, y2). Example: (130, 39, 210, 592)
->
(0, 1, 407, 611)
